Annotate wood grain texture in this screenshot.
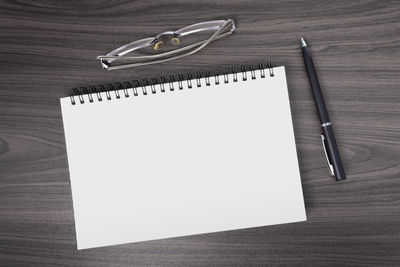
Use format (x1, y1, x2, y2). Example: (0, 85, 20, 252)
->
(0, 0, 399, 266)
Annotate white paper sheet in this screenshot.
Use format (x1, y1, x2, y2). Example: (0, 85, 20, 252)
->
(60, 66, 306, 249)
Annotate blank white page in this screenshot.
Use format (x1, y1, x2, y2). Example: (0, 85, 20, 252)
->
(60, 66, 306, 250)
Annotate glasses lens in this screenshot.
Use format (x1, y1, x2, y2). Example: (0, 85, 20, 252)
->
(105, 37, 155, 61)
(175, 20, 234, 47)
(175, 20, 229, 36)
(135, 20, 234, 54)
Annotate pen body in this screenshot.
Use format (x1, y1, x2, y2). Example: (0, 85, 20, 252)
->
(302, 42, 346, 181)
(302, 46, 330, 124)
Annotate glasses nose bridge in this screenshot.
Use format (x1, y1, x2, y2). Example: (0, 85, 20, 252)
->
(154, 31, 177, 42)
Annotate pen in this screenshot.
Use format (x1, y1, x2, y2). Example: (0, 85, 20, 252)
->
(301, 37, 346, 181)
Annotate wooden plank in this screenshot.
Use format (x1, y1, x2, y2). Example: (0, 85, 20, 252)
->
(0, 0, 399, 265)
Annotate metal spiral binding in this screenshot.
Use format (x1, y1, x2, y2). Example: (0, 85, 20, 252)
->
(70, 61, 275, 105)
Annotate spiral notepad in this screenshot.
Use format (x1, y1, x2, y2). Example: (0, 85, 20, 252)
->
(61, 63, 306, 250)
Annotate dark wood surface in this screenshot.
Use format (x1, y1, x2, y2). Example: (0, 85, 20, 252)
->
(1, 0, 399, 266)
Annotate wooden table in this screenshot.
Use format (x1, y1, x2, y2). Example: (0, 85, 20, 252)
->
(1, 0, 399, 265)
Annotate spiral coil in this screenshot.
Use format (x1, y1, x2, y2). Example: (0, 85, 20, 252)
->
(70, 62, 275, 105)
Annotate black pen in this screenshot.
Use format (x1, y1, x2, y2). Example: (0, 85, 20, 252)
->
(301, 37, 346, 181)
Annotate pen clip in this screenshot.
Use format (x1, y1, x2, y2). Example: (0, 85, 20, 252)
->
(321, 134, 335, 176)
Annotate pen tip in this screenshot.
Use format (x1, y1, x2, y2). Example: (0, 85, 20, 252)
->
(301, 37, 307, 47)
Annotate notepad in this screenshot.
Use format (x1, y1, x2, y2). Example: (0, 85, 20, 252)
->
(60, 65, 306, 250)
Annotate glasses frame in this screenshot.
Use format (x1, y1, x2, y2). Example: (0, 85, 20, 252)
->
(97, 19, 236, 71)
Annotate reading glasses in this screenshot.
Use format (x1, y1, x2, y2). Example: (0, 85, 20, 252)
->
(97, 19, 236, 70)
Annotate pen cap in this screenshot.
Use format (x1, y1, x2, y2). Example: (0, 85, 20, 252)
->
(322, 125, 346, 181)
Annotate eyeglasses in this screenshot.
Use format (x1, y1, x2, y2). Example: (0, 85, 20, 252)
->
(97, 19, 236, 71)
